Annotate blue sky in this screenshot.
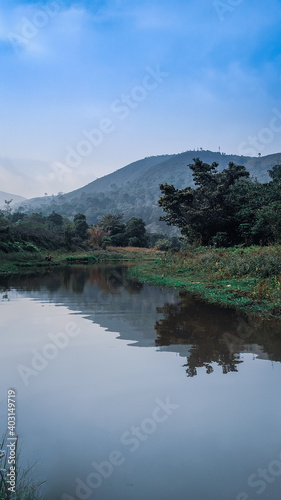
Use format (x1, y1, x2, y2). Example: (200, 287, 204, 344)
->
(1, 0, 281, 197)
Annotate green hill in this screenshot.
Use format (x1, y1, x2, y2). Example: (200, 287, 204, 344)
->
(15, 150, 281, 234)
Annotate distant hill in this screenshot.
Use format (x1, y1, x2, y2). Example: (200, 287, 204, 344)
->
(0, 191, 26, 208)
(15, 150, 281, 234)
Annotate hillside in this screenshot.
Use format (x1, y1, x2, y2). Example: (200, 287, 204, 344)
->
(0, 191, 26, 208)
(15, 150, 281, 234)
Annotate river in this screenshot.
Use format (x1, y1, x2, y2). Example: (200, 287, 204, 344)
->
(1, 264, 281, 500)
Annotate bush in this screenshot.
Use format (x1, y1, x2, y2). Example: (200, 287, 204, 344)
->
(128, 237, 141, 247)
(101, 236, 112, 249)
(155, 239, 172, 251)
(22, 242, 39, 253)
(211, 232, 230, 247)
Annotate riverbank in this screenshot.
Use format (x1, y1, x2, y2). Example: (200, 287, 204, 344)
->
(0, 247, 158, 277)
(129, 245, 281, 317)
(1, 245, 281, 317)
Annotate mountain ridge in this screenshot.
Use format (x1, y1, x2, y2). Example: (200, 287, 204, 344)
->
(0, 191, 26, 208)
(68, 154, 174, 197)
(14, 150, 281, 234)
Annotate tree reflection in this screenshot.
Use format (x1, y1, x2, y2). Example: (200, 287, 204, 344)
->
(0, 265, 143, 297)
(2, 267, 281, 376)
(155, 293, 281, 376)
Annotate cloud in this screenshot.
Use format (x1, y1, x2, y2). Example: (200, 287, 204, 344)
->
(0, 2, 91, 58)
(0, 0, 281, 197)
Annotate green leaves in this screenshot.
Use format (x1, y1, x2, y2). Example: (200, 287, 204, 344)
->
(158, 158, 281, 247)
(97, 214, 147, 248)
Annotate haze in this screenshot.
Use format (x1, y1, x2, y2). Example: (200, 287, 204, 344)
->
(1, 0, 281, 198)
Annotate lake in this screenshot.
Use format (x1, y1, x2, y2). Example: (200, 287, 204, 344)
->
(1, 264, 281, 500)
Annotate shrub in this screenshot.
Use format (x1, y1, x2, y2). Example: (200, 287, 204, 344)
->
(155, 239, 172, 251)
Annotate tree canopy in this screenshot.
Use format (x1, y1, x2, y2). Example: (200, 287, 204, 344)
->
(97, 214, 147, 247)
(159, 158, 281, 246)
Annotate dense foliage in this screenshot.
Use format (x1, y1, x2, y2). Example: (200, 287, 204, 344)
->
(0, 209, 154, 253)
(159, 159, 281, 246)
(97, 214, 147, 248)
(0, 211, 71, 252)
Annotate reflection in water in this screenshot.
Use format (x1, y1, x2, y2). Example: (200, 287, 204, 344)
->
(2, 265, 281, 500)
(0, 265, 143, 296)
(156, 292, 281, 376)
(0, 265, 178, 348)
(1, 265, 281, 376)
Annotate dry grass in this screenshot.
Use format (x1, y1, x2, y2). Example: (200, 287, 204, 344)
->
(106, 246, 161, 253)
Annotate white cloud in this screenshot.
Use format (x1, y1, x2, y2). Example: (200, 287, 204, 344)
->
(0, 0, 280, 199)
(1, 2, 90, 57)
(119, 3, 180, 31)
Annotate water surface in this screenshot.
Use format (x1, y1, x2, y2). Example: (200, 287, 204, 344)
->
(1, 265, 281, 500)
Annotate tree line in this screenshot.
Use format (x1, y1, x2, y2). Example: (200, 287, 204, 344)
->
(0, 210, 156, 253)
(2, 157, 279, 253)
(159, 159, 281, 247)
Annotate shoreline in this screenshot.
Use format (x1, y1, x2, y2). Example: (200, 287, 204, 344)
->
(128, 246, 281, 319)
(1, 246, 281, 318)
(0, 247, 159, 278)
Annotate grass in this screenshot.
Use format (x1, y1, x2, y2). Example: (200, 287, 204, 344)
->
(0, 435, 44, 500)
(0, 246, 160, 277)
(128, 245, 281, 317)
(1, 244, 281, 317)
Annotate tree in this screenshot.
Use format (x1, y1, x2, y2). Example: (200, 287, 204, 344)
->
(88, 226, 110, 247)
(12, 212, 26, 223)
(268, 164, 281, 182)
(74, 213, 89, 240)
(158, 184, 194, 239)
(97, 214, 147, 247)
(155, 239, 172, 251)
(64, 222, 73, 248)
(47, 211, 64, 227)
(229, 177, 265, 245)
(99, 214, 127, 246)
(4, 199, 13, 215)
(99, 214, 125, 235)
(125, 217, 147, 247)
(159, 158, 249, 246)
(252, 202, 281, 244)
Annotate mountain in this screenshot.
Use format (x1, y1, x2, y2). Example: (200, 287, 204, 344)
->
(0, 191, 26, 208)
(15, 150, 281, 234)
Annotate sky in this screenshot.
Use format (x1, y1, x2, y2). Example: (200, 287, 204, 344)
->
(1, 0, 281, 198)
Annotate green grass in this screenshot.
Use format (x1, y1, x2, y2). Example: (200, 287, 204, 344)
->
(0, 247, 159, 277)
(1, 244, 281, 317)
(0, 435, 44, 500)
(128, 245, 281, 317)
(0, 251, 58, 277)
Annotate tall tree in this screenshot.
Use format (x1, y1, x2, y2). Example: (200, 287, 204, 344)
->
(74, 213, 89, 240)
(159, 158, 249, 245)
(98, 214, 126, 246)
(125, 217, 147, 247)
(98, 214, 125, 235)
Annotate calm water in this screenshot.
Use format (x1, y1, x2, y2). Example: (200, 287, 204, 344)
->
(1, 265, 281, 500)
